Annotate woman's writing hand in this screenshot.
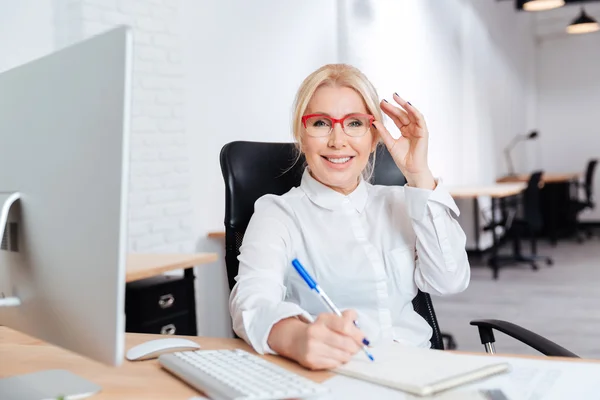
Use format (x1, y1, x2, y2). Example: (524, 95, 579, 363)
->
(268, 309, 367, 370)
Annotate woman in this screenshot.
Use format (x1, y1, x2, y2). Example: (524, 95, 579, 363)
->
(229, 64, 470, 371)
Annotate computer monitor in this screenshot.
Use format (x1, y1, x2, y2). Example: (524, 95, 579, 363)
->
(0, 25, 132, 368)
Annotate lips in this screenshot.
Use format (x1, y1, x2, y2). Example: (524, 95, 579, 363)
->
(321, 155, 355, 168)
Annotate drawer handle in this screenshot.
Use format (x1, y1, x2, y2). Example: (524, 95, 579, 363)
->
(158, 294, 175, 309)
(161, 324, 176, 335)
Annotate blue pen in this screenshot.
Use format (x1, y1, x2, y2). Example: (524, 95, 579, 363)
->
(291, 258, 375, 362)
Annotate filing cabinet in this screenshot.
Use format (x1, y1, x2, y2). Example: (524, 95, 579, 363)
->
(125, 273, 197, 336)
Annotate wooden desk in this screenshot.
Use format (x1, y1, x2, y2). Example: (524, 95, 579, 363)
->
(0, 327, 330, 400)
(126, 253, 218, 283)
(497, 172, 580, 184)
(448, 183, 526, 199)
(207, 231, 225, 239)
(447, 183, 527, 279)
(125, 253, 218, 336)
(1, 327, 597, 399)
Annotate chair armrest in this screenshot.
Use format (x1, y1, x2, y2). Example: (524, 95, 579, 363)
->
(470, 319, 579, 358)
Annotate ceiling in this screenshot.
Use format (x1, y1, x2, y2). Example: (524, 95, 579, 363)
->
(535, 2, 600, 38)
(501, 0, 600, 39)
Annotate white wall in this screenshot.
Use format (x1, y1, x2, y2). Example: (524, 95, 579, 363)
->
(74, 0, 195, 253)
(181, 0, 339, 337)
(338, 0, 537, 249)
(0, 0, 55, 72)
(537, 33, 600, 221)
(1, 0, 542, 337)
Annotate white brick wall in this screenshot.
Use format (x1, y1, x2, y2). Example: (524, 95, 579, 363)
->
(58, 0, 194, 253)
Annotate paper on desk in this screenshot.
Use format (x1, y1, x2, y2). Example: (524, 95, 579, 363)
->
(456, 354, 600, 400)
(321, 354, 600, 400)
(320, 375, 491, 399)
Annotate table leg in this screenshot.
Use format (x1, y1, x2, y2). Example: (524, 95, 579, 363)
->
(184, 266, 198, 336)
(549, 184, 558, 246)
(489, 196, 499, 280)
(474, 197, 480, 252)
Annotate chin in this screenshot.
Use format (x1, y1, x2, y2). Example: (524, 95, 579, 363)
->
(317, 170, 360, 190)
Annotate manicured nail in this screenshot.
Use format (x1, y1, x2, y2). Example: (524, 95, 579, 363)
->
(383, 99, 388, 103)
(408, 101, 412, 106)
(394, 92, 399, 97)
(362, 338, 370, 346)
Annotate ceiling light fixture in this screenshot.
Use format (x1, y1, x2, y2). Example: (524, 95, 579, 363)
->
(522, 0, 565, 12)
(567, 8, 600, 35)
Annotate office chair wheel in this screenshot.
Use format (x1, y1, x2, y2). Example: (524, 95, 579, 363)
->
(531, 262, 539, 271)
(546, 258, 554, 266)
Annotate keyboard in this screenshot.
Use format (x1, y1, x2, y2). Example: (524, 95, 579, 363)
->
(158, 349, 330, 400)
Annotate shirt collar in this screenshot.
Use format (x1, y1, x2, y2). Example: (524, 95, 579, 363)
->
(300, 168, 369, 213)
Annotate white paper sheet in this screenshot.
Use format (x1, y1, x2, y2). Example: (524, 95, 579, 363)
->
(320, 354, 600, 400)
(319, 375, 492, 399)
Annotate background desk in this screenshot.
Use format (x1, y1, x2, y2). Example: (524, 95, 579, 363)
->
(1, 327, 597, 400)
(125, 253, 218, 336)
(497, 173, 581, 244)
(448, 183, 526, 279)
(207, 231, 225, 239)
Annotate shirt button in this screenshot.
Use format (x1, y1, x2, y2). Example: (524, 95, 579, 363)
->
(343, 198, 350, 204)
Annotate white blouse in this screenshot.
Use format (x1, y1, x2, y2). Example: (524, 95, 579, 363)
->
(229, 168, 470, 355)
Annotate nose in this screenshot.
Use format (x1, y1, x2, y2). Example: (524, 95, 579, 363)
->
(328, 122, 347, 149)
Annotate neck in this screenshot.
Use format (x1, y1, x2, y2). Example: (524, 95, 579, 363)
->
(309, 170, 360, 196)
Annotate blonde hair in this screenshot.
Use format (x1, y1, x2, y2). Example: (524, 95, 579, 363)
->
(291, 64, 383, 181)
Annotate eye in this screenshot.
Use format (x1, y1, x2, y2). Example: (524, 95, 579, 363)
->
(347, 118, 364, 128)
(311, 118, 331, 128)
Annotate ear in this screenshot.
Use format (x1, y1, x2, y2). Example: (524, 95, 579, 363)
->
(371, 135, 381, 153)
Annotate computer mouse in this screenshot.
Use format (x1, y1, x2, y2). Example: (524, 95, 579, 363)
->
(126, 337, 201, 361)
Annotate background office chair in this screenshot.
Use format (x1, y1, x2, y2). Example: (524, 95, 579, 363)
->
(484, 171, 553, 271)
(220, 140, 578, 358)
(570, 158, 598, 242)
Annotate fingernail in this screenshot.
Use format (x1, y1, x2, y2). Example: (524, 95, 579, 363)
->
(394, 92, 399, 97)
(408, 101, 412, 106)
(362, 338, 370, 346)
(383, 99, 388, 103)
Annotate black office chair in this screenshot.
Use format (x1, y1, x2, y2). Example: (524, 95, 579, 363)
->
(570, 159, 598, 242)
(220, 140, 579, 358)
(486, 171, 553, 271)
(372, 145, 407, 186)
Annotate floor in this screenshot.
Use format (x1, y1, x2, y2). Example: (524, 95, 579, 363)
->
(433, 237, 600, 359)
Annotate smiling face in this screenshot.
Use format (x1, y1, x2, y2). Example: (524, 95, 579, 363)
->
(302, 85, 377, 195)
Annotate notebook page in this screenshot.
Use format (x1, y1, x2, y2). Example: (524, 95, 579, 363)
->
(333, 342, 510, 391)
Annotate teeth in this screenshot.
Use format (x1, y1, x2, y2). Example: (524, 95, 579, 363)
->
(327, 157, 351, 164)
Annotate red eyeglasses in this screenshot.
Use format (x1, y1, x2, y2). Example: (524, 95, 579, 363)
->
(301, 113, 375, 138)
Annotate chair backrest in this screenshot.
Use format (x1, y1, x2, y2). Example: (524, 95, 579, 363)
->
(522, 171, 544, 232)
(372, 145, 407, 186)
(584, 159, 598, 206)
(220, 140, 444, 350)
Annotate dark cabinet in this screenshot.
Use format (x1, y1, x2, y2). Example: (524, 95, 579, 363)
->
(125, 272, 197, 336)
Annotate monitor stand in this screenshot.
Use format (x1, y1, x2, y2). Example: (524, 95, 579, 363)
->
(0, 194, 103, 399)
(0, 192, 20, 247)
(0, 370, 102, 400)
(0, 192, 21, 307)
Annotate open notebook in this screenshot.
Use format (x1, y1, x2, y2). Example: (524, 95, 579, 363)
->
(333, 342, 511, 397)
